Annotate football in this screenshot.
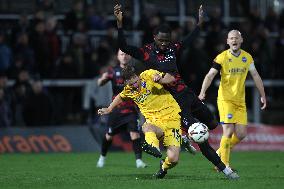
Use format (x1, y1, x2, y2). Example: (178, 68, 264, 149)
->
(188, 122, 209, 143)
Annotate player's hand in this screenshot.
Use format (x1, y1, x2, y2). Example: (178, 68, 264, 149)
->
(101, 72, 109, 80)
(198, 93, 206, 101)
(114, 4, 123, 26)
(153, 74, 162, 82)
(260, 96, 267, 110)
(98, 108, 112, 115)
(197, 5, 204, 26)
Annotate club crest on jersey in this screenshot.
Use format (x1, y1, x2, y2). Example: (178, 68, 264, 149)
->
(228, 58, 232, 62)
(141, 81, 146, 88)
(115, 71, 121, 76)
(242, 57, 247, 63)
(227, 113, 233, 119)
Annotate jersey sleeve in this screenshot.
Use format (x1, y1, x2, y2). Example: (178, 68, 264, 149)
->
(213, 53, 224, 65)
(140, 69, 164, 89)
(119, 86, 131, 100)
(247, 53, 254, 65)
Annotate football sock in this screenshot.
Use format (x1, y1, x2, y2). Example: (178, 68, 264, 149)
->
(144, 132, 160, 149)
(219, 136, 231, 166)
(198, 140, 226, 171)
(162, 157, 178, 171)
(101, 137, 112, 156)
(222, 166, 233, 175)
(230, 133, 241, 149)
(132, 138, 142, 159)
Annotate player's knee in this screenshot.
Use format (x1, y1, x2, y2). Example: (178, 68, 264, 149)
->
(168, 156, 179, 164)
(130, 132, 140, 140)
(167, 152, 179, 163)
(236, 131, 247, 140)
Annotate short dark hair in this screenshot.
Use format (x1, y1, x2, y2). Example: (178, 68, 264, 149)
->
(153, 24, 171, 35)
(122, 65, 136, 81)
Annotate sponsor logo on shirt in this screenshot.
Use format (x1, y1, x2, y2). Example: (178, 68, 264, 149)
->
(229, 67, 246, 73)
(141, 81, 146, 88)
(135, 89, 151, 103)
(115, 71, 121, 76)
(227, 113, 233, 119)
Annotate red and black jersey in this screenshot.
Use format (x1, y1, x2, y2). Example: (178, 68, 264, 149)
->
(118, 27, 200, 95)
(105, 65, 137, 114)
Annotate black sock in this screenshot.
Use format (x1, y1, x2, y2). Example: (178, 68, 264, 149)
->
(198, 140, 226, 171)
(132, 138, 142, 159)
(101, 137, 112, 157)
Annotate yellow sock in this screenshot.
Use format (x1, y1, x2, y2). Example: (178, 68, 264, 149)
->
(144, 132, 159, 149)
(230, 133, 241, 149)
(162, 157, 178, 171)
(219, 136, 231, 166)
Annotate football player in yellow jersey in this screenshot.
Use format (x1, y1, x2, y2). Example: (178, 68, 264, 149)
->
(98, 66, 181, 179)
(198, 30, 267, 168)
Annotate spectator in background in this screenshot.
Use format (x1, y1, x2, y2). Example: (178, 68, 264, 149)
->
(274, 28, 284, 79)
(0, 31, 12, 73)
(68, 32, 91, 78)
(37, 0, 54, 13)
(0, 88, 12, 127)
(11, 69, 32, 126)
(250, 26, 272, 79)
(55, 52, 78, 78)
(180, 37, 210, 94)
(45, 16, 61, 77)
(13, 32, 35, 73)
(10, 13, 30, 49)
(29, 21, 51, 78)
(264, 7, 279, 32)
(86, 5, 108, 30)
(137, 3, 165, 44)
(0, 71, 13, 111)
(23, 78, 53, 126)
(64, 0, 85, 32)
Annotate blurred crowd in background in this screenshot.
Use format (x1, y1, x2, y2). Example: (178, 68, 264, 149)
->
(0, 0, 284, 127)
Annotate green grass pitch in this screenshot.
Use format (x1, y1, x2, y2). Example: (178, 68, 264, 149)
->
(0, 152, 283, 189)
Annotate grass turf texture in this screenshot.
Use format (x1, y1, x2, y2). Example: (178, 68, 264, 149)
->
(0, 152, 283, 189)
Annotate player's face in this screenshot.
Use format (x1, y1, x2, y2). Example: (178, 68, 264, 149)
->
(117, 50, 131, 67)
(126, 75, 141, 91)
(227, 31, 243, 53)
(154, 32, 171, 51)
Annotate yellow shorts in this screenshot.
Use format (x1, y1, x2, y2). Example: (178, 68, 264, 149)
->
(147, 119, 181, 147)
(217, 100, 247, 125)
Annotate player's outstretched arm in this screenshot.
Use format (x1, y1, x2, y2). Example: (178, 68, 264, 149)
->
(153, 73, 175, 84)
(98, 94, 123, 115)
(114, 4, 144, 62)
(114, 4, 123, 28)
(181, 5, 204, 48)
(197, 5, 204, 27)
(249, 63, 267, 110)
(198, 68, 218, 100)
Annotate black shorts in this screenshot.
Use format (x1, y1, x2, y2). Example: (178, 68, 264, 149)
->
(175, 89, 217, 131)
(107, 110, 139, 136)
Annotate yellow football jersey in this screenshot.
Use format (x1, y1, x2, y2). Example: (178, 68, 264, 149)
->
(214, 49, 253, 102)
(120, 69, 181, 123)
